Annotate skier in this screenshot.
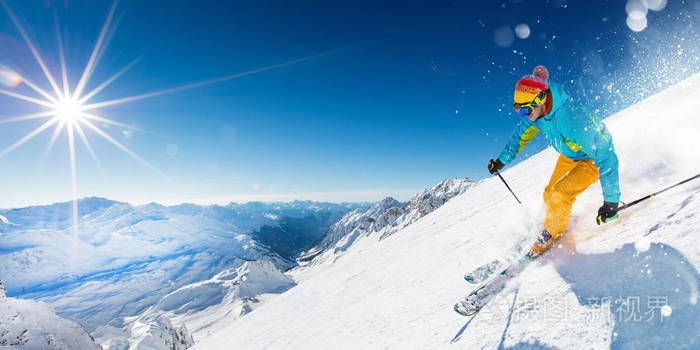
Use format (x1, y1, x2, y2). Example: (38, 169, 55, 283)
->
(488, 65, 621, 257)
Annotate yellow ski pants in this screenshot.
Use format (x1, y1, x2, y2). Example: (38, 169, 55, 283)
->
(532, 154, 600, 254)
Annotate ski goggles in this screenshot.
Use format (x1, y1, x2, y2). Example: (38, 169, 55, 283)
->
(513, 89, 547, 117)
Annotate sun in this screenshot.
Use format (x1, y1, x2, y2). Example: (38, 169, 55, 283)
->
(53, 98, 84, 124)
(0, 0, 331, 246)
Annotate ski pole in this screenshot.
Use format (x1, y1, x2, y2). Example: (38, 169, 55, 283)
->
(495, 170, 522, 205)
(618, 173, 700, 211)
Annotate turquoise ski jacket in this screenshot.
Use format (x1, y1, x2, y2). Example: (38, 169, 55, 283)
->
(498, 81, 621, 203)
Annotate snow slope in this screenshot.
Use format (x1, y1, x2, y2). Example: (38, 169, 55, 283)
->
(0, 284, 100, 349)
(193, 73, 700, 349)
(93, 259, 295, 346)
(93, 315, 195, 350)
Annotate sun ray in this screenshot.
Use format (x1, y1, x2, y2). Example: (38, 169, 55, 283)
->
(81, 50, 336, 111)
(0, 88, 56, 108)
(0, 117, 60, 158)
(1, 0, 63, 98)
(67, 125, 80, 251)
(0, 111, 55, 124)
(39, 120, 65, 162)
(83, 113, 158, 135)
(19, 77, 59, 104)
(72, 0, 119, 100)
(79, 118, 169, 180)
(54, 9, 70, 98)
(73, 121, 102, 171)
(78, 57, 140, 105)
(81, 112, 150, 134)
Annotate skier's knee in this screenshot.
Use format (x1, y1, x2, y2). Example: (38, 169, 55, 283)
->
(543, 187, 567, 206)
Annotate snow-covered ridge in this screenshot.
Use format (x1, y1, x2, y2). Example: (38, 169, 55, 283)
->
(94, 259, 295, 345)
(0, 280, 100, 349)
(298, 197, 402, 262)
(379, 177, 476, 240)
(298, 178, 474, 269)
(93, 315, 195, 350)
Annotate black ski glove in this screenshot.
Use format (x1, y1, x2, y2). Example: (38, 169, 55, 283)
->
(488, 159, 505, 175)
(596, 201, 619, 225)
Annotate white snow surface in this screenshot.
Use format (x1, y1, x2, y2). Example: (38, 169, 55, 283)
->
(0, 292, 100, 349)
(93, 315, 194, 350)
(97, 259, 295, 346)
(194, 73, 700, 349)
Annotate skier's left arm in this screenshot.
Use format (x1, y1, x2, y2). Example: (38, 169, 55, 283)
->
(570, 112, 621, 204)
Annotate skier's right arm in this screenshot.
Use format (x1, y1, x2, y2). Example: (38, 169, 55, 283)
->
(497, 119, 539, 166)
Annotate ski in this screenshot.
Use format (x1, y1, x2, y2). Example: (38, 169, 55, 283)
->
(454, 254, 534, 316)
(463, 237, 531, 284)
(463, 258, 507, 284)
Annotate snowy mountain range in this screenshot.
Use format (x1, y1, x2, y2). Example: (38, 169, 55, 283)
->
(0, 177, 474, 349)
(192, 74, 700, 348)
(0, 199, 364, 348)
(298, 178, 474, 270)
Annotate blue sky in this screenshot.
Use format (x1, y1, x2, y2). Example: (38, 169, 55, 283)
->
(0, 0, 698, 208)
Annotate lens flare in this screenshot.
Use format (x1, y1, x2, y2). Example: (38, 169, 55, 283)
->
(515, 24, 531, 39)
(0, 65, 22, 87)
